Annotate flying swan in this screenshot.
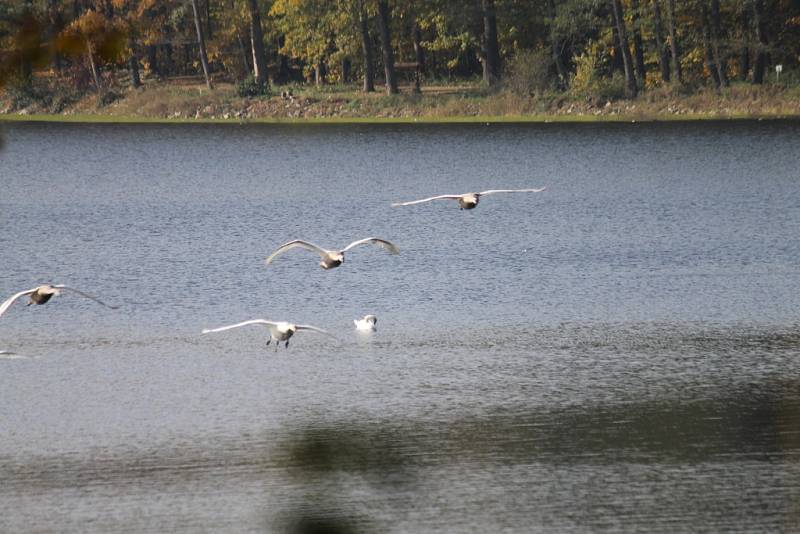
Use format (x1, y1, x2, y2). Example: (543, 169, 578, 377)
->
(202, 319, 337, 350)
(391, 188, 546, 210)
(265, 238, 399, 270)
(0, 284, 118, 319)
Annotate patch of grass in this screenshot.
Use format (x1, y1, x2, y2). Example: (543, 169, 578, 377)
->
(107, 83, 240, 118)
(236, 75, 270, 97)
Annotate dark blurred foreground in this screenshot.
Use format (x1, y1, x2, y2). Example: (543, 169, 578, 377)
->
(2, 381, 799, 533)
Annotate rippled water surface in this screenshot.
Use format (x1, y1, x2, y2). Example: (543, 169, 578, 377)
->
(1, 121, 799, 532)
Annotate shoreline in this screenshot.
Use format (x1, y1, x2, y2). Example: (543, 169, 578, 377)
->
(3, 78, 800, 126)
(2, 112, 799, 125)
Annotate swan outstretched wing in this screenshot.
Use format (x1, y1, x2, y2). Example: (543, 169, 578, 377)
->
(266, 240, 328, 264)
(342, 237, 400, 254)
(53, 285, 119, 309)
(202, 319, 277, 334)
(296, 324, 339, 341)
(391, 194, 462, 207)
(0, 288, 37, 318)
(478, 187, 547, 196)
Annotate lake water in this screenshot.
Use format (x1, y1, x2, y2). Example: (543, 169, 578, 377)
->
(1, 120, 799, 532)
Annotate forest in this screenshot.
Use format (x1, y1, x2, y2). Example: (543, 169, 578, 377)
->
(1, 0, 800, 118)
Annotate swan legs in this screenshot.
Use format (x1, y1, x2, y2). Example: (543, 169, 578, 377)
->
(266, 338, 290, 351)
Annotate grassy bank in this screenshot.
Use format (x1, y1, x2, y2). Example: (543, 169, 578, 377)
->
(2, 76, 800, 123)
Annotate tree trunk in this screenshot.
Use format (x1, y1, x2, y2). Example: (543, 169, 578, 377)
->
(247, 0, 269, 86)
(709, 0, 728, 86)
(236, 29, 251, 74)
(481, 0, 501, 85)
(342, 57, 352, 83)
(358, 3, 375, 92)
(147, 45, 158, 76)
(164, 43, 174, 76)
(752, 0, 768, 84)
(86, 40, 101, 90)
(739, 3, 750, 81)
(73, 0, 82, 20)
(546, 0, 568, 89)
(467, 44, 482, 77)
(630, 0, 646, 86)
(205, 0, 213, 40)
(190, 0, 213, 90)
(53, 52, 63, 74)
(48, 0, 64, 73)
(610, 24, 624, 73)
(19, 59, 32, 88)
(413, 21, 425, 73)
(665, 0, 682, 83)
(701, 3, 721, 88)
(479, 45, 489, 82)
(315, 61, 326, 86)
(128, 42, 141, 88)
(611, 0, 637, 97)
(377, 0, 398, 95)
(275, 34, 291, 83)
(278, 55, 290, 83)
(651, 0, 670, 82)
(183, 44, 190, 73)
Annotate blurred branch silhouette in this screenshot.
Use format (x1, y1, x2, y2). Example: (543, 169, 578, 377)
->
(1, 6, 122, 88)
(0, 10, 50, 89)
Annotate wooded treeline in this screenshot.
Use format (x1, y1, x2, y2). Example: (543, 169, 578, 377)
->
(2, 0, 799, 98)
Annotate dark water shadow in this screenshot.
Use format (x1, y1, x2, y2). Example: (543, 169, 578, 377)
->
(2, 379, 799, 532)
(264, 380, 800, 531)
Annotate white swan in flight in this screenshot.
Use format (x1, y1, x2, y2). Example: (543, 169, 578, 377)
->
(392, 187, 546, 210)
(354, 315, 377, 331)
(266, 238, 399, 270)
(202, 319, 337, 350)
(0, 284, 118, 319)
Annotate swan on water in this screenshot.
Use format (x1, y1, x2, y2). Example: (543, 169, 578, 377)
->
(391, 188, 546, 210)
(265, 238, 399, 269)
(354, 315, 377, 331)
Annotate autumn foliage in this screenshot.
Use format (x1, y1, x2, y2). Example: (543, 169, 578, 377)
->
(2, 1, 800, 97)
